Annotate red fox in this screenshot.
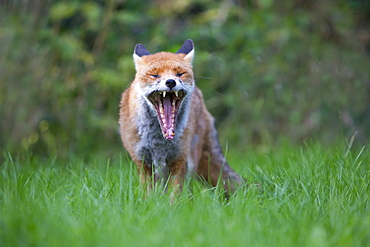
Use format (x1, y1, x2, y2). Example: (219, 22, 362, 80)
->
(119, 39, 244, 197)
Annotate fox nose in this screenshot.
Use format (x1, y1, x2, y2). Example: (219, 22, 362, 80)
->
(165, 79, 176, 89)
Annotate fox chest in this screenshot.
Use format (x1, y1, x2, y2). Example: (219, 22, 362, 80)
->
(134, 103, 185, 167)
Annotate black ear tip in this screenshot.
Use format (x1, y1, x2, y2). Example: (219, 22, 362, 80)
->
(185, 39, 193, 44)
(183, 39, 194, 48)
(134, 43, 151, 57)
(134, 43, 143, 52)
(176, 39, 194, 54)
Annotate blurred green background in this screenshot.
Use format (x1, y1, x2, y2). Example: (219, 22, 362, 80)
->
(0, 0, 369, 160)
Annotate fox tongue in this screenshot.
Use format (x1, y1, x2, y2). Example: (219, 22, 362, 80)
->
(162, 96, 174, 140)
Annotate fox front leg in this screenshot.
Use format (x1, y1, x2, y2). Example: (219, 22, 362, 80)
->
(134, 159, 154, 196)
(168, 157, 187, 202)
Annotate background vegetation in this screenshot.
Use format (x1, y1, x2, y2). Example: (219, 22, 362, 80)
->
(0, 0, 369, 159)
(1, 1, 369, 246)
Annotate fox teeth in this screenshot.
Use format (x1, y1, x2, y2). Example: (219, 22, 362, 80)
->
(163, 91, 166, 97)
(174, 91, 178, 97)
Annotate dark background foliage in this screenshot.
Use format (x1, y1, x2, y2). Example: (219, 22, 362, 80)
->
(0, 0, 369, 160)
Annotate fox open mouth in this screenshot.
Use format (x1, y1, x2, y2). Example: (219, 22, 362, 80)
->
(148, 90, 186, 140)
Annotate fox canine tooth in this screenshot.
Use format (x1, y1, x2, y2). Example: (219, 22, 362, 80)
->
(174, 91, 178, 97)
(163, 91, 166, 97)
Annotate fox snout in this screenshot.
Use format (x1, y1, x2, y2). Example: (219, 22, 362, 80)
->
(148, 77, 185, 94)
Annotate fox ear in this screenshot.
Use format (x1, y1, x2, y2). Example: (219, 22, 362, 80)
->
(133, 43, 151, 70)
(176, 39, 194, 64)
(134, 43, 151, 57)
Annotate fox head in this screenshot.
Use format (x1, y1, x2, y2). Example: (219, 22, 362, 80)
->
(132, 39, 195, 140)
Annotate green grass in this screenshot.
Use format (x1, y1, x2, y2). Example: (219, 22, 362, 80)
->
(1, 144, 369, 247)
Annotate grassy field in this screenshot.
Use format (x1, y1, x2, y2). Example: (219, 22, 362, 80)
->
(0, 144, 369, 247)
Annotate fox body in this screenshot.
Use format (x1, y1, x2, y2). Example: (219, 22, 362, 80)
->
(119, 39, 243, 196)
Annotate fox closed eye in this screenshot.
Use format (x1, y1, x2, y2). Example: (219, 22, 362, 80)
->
(176, 72, 186, 77)
(151, 74, 160, 78)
